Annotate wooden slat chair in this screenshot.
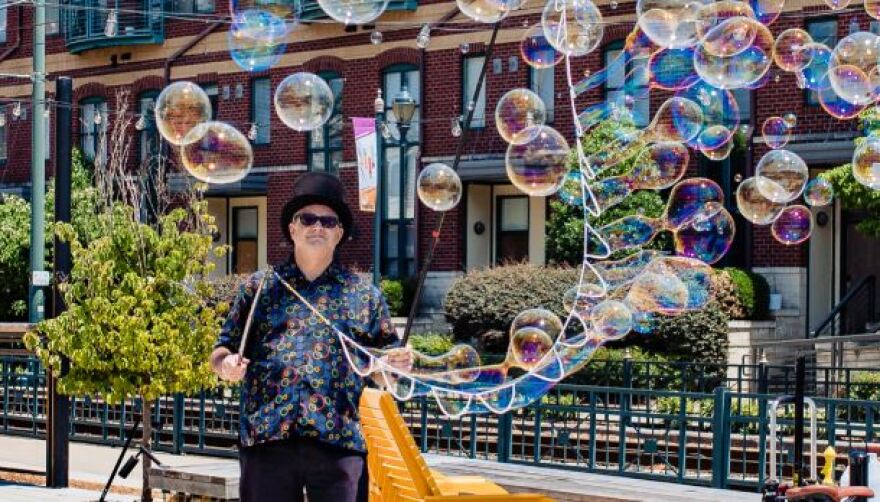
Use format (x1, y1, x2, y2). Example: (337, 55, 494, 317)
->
(360, 388, 555, 502)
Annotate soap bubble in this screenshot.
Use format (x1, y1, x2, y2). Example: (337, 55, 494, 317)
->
(750, 0, 784, 25)
(636, 0, 711, 49)
(509, 328, 554, 370)
(317, 0, 390, 25)
(505, 125, 570, 196)
(783, 112, 797, 128)
(649, 96, 704, 144)
(736, 176, 785, 225)
(701, 16, 760, 57)
(664, 178, 725, 229)
(673, 206, 735, 264)
(852, 137, 880, 189)
(818, 74, 867, 119)
(154, 81, 212, 146)
(274, 72, 334, 132)
(458, 0, 510, 23)
(773, 29, 813, 72)
(495, 88, 547, 144)
(541, 0, 604, 57)
(510, 308, 564, 341)
(754, 149, 809, 203)
(771, 205, 813, 245)
(626, 270, 689, 315)
(228, 10, 289, 73)
(417, 163, 462, 212)
(629, 141, 689, 189)
(803, 178, 834, 207)
(230, 0, 300, 18)
(558, 170, 585, 206)
(799, 43, 833, 91)
(824, 0, 850, 10)
(867, 0, 880, 19)
(700, 137, 734, 161)
(828, 65, 876, 106)
(588, 300, 633, 339)
(693, 18, 773, 90)
(649, 47, 699, 90)
(761, 116, 791, 149)
(180, 121, 254, 184)
(521, 24, 563, 69)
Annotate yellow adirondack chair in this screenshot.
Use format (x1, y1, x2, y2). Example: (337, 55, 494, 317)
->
(359, 388, 555, 502)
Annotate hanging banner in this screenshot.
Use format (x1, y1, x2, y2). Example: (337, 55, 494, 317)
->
(353, 117, 378, 212)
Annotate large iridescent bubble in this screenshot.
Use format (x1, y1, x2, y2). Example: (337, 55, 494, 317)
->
(521, 24, 563, 69)
(771, 205, 813, 245)
(495, 89, 546, 144)
(541, 0, 604, 57)
(636, 0, 712, 49)
(274, 72, 334, 132)
(852, 137, 880, 189)
(417, 163, 463, 212)
(803, 178, 834, 207)
(228, 10, 289, 73)
(736, 176, 784, 225)
(693, 17, 773, 90)
(754, 149, 809, 203)
(505, 125, 570, 196)
(180, 121, 254, 184)
(154, 82, 212, 146)
(761, 116, 792, 149)
(773, 29, 813, 73)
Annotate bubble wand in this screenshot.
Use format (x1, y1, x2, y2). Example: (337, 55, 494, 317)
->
(237, 267, 272, 358)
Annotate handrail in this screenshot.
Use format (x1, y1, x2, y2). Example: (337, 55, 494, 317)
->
(810, 275, 875, 338)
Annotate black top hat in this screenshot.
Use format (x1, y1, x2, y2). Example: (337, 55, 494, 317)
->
(280, 172, 354, 243)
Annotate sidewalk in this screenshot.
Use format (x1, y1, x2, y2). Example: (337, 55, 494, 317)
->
(0, 436, 760, 501)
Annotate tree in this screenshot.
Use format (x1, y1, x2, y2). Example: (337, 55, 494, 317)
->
(546, 119, 670, 265)
(0, 148, 100, 320)
(25, 90, 225, 501)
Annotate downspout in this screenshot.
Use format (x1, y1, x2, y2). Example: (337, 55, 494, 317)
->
(0, 4, 24, 63)
(163, 20, 223, 83)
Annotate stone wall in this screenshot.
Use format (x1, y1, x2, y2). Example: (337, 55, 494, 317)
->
(753, 267, 808, 366)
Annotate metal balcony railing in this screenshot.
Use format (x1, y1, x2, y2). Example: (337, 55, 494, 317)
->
(62, 0, 164, 54)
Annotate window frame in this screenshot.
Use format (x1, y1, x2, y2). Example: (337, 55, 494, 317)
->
(805, 17, 838, 106)
(603, 40, 650, 127)
(381, 63, 420, 279)
(250, 77, 272, 146)
(79, 97, 108, 162)
(201, 83, 219, 120)
(307, 71, 344, 174)
(461, 55, 487, 129)
(137, 90, 160, 164)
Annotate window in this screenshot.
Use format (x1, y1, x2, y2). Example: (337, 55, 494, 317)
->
(496, 196, 529, 264)
(382, 65, 420, 278)
(202, 83, 219, 119)
(232, 206, 258, 274)
(806, 18, 838, 105)
(80, 98, 107, 162)
(167, 0, 214, 13)
(462, 56, 486, 128)
(530, 60, 555, 123)
(46, 4, 60, 34)
(251, 78, 271, 145)
(308, 72, 343, 173)
(138, 91, 159, 163)
(604, 41, 650, 127)
(0, 3, 7, 44)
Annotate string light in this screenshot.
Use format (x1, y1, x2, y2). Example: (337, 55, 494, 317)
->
(248, 123, 258, 141)
(12, 102, 21, 119)
(370, 31, 383, 45)
(450, 117, 462, 138)
(416, 24, 430, 49)
(135, 115, 146, 131)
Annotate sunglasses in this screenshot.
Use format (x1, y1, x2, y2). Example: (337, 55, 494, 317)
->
(294, 212, 341, 229)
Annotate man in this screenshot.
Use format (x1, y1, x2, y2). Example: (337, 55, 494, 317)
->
(211, 172, 412, 502)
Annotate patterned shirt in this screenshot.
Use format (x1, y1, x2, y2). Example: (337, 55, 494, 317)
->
(215, 258, 399, 452)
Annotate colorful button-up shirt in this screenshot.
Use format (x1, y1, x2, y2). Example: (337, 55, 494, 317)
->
(215, 258, 398, 452)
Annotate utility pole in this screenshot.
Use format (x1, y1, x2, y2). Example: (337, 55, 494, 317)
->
(28, 0, 47, 323)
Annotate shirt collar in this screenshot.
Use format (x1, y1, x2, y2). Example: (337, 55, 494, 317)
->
(275, 255, 346, 285)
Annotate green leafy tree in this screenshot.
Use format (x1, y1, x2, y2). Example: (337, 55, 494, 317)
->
(546, 119, 670, 265)
(0, 148, 100, 320)
(25, 201, 224, 501)
(820, 108, 880, 237)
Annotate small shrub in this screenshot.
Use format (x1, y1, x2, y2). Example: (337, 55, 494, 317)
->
(409, 332, 455, 356)
(443, 263, 579, 346)
(722, 267, 771, 320)
(381, 279, 405, 316)
(850, 371, 880, 401)
(711, 269, 745, 320)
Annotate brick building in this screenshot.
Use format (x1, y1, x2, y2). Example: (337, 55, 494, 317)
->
(0, 0, 876, 332)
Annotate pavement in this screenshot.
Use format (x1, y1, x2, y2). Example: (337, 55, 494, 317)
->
(0, 436, 762, 501)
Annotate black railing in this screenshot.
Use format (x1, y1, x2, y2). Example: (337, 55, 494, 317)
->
(811, 275, 876, 338)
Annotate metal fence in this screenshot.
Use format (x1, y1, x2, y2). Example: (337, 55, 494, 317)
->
(2, 355, 879, 490)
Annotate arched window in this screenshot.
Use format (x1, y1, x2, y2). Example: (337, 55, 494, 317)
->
(307, 72, 344, 174)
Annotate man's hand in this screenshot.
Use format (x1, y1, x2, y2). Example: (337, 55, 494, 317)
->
(380, 347, 414, 374)
(212, 349, 250, 383)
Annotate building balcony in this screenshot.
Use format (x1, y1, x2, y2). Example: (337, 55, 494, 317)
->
(62, 0, 164, 54)
(299, 0, 418, 21)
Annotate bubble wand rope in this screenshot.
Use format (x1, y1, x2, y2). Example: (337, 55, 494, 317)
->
(237, 267, 272, 358)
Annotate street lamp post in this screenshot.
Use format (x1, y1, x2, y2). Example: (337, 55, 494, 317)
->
(373, 87, 417, 286)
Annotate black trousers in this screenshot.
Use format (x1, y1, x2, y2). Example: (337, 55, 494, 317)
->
(239, 437, 367, 502)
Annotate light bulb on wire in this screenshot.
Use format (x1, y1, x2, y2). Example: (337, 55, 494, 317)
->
(105, 9, 118, 37)
(12, 102, 21, 119)
(248, 123, 258, 141)
(135, 115, 146, 131)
